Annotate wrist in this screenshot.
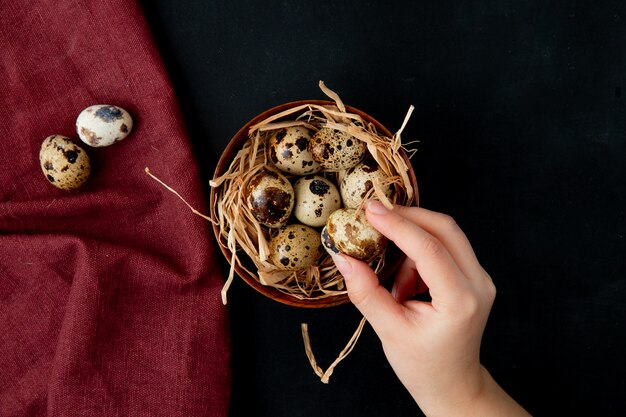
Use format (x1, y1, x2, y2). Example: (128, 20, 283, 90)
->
(416, 366, 531, 417)
(407, 362, 482, 417)
(412, 364, 489, 417)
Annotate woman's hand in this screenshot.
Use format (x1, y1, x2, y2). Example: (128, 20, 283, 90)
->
(332, 201, 530, 417)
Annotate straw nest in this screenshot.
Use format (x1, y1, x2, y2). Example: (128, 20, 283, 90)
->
(209, 82, 417, 304)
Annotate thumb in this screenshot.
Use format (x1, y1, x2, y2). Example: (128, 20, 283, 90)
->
(333, 253, 405, 338)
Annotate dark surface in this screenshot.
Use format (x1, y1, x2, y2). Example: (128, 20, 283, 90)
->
(141, 1, 626, 416)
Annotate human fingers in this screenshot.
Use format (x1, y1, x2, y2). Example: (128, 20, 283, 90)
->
(387, 205, 488, 282)
(365, 201, 468, 303)
(333, 253, 406, 338)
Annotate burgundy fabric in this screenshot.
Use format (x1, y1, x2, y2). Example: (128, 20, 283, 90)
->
(0, 1, 230, 416)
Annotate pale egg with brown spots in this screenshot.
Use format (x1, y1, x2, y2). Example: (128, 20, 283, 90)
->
(308, 127, 366, 171)
(268, 126, 321, 175)
(76, 104, 133, 147)
(39, 135, 91, 190)
(340, 159, 393, 209)
(245, 169, 294, 228)
(293, 175, 341, 227)
(321, 208, 386, 262)
(269, 224, 323, 270)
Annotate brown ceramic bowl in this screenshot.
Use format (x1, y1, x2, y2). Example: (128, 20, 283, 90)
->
(210, 100, 419, 308)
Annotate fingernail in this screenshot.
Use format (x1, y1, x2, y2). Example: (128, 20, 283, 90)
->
(332, 253, 352, 278)
(367, 200, 388, 215)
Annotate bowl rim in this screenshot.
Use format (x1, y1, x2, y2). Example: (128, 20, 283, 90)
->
(209, 99, 418, 308)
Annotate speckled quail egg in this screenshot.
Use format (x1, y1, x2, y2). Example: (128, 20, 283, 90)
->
(246, 169, 294, 228)
(308, 127, 367, 172)
(269, 224, 323, 270)
(321, 208, 386, 262)
(39, 135, 91, 190)
(340, 159, 393, 209)
(76, 104, 133, 147)
(293, 175, 341, 227)
(268, 126, 321, 175)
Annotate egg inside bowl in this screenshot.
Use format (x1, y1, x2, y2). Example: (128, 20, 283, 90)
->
(210, 95, 418, 308)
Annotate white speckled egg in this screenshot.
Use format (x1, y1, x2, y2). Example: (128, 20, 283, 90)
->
(340, 160, 393, 209)
(308, 127, 366, 171)
(269, 224, 323, 270)
(245, 169, 294, 228)
(76, 104, 133, 147)
(293, 175, 341, 227)
(268, 126, 321, 175)
(39, 135, 91, 190)
(321, 208, 386, 262)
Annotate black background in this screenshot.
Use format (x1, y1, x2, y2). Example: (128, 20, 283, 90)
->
(141, 1, 626, 416)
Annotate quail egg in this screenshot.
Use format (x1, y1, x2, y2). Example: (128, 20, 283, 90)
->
(340, 159, 393, 209)
(321, 208, 386, 262)
(39, 135, 91, 190)
(308, 127, 366, 171)
(246, 169, 294, 228)
(76, 104, 133, 147)
(268, 126, 321, 175)
(293, 175, 341, 227)
(269, 224, 323, 270)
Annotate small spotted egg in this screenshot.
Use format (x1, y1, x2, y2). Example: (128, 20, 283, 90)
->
(246, 169, 294, 228)
(293, 175, 341, 227)
(308, 127, 366, 172)
(268, 126, 321, 175)
(39, 135, 91, 190)
(340, 160, 393, 209)
(321, 208, 386, 262)
(269, 224, 323, 270)
(76, 104, 133, 147)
